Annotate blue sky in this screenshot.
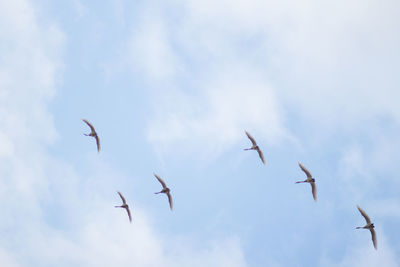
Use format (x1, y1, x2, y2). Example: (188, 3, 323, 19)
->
(0, 0, 400, 266)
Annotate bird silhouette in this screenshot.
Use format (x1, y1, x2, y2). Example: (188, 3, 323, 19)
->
(356, 205, 377, 250)
(115, 191, 132, 223)
(154, 173, 173, 211)
(82, 119, 100, 152)
(295, 162, 317, 202)
(244, 131, 266, 165)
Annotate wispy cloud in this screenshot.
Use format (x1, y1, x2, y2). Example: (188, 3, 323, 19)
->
(146, 69, 289, 158)
(127, 2, 294, 158)
(129, 16, 181, 82)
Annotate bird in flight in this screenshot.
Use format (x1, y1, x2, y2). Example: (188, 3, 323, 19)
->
(82, 119, 100, 152)
(295, 162, 317, 202)
(244, 131, 266, 165)
(115, 191, 132, 223)
(356, 205, 377, 250)
(154, 173, 173, 211)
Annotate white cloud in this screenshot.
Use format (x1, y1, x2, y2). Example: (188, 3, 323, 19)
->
(181, 0, 400, 125)
(0, 0, 64, 215)
(0, 0, 64, 147)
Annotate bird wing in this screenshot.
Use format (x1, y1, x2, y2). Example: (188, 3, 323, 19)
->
(167, 192, 173, 211)
(82, 119, 96, 133)
(126, 207, 132, 223)
(370, 228, 377, 250)
(245, 131, 257, 146)
(256, 148, 266, 165)
(357, 205, 371, 224)
(154, 173, 167, 189)
(298, 162, 312, 179)
(95, 135, 101, 152)
(117, 191, 127, 205)
(310, 182, 317, 202)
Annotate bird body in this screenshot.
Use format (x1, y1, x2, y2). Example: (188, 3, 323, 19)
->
(295, 162, 317, 202)
(356, 205, 377, 250)
(154, 173, 173, 210)
(82, 119, 101, 152)
(244, 131, 266, 165)
(356, 224, 375, 230)
(115, 191, 132, 223)
(155, 187, 170, 195)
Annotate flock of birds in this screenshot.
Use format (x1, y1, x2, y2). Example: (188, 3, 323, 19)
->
(82, 118, 173, 220)
(82, 119, 378, 250)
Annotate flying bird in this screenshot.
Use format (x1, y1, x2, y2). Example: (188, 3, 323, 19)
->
(356, 205, 377, 250)
(295, 162, 317, 202)
(115, 191, 132, 223)
(82, 119, 100, 152)
(154, 173, 173, 211)
(244, 131, 266, 165)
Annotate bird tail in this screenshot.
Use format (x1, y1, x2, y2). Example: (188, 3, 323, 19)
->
(244, 148, 251, 151)
(154, 191, 162, 194)
(355, 227, 362, 229)
(295, 181, 304, 183)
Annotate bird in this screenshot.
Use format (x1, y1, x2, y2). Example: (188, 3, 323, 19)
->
(244, 131, 266, 165)
(356, 205, 377, 250)
(82, 118, 100, 152)
(115, 191, 132, 223)
(154, 173, 173, 211)
(295, 162, 317, 202)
